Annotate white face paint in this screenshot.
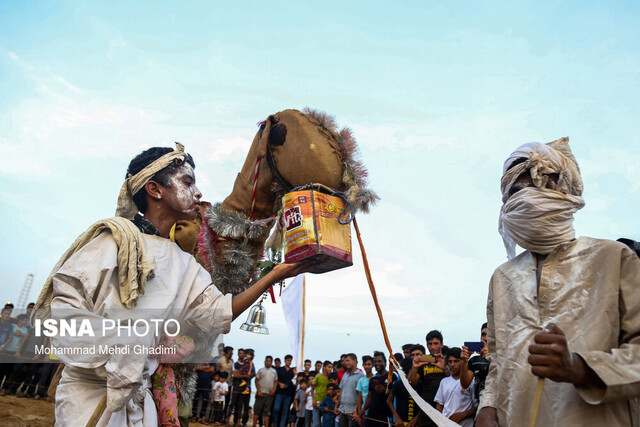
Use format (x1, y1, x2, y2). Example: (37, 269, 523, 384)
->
(165, 163, 201, 218)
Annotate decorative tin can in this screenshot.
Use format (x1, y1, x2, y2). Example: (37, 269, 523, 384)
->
(282, 185, 353, 273)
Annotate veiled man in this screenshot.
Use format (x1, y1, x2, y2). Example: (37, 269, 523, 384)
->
(476, 137, 640, 426)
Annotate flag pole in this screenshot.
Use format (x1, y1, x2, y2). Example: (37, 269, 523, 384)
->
(301, 275, 306, 364)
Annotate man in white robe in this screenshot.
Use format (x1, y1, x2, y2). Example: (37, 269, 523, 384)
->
(476, 138, 640, 426)
(34, 144, 317, 426)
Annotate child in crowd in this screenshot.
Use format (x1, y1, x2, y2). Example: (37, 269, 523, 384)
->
(294, 377, 308, 427)
(305, 374, 315, 427)
(211, 372, 229, 425)
(434, 347, 475, 427)
(328, 372, 339, 386)
(319, 384, 337, 427)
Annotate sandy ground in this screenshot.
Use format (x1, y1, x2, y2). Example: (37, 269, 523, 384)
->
(0, 394, 54, 427)
(0, 394, 233, 427)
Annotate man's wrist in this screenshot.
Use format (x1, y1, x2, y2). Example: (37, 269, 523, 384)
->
(570, 353, 605, 388)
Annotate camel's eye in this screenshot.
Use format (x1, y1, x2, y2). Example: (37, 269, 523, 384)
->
(269, 123, 287, 146)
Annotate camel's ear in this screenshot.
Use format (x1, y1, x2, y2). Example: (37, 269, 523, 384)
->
(258, 114, 287, 158)
(257, 115, 273, 159)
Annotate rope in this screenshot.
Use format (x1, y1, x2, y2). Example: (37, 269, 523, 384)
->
(290, 183, 355, 225)
(353, 217, 396, 360)
(250, 157, 261, 220)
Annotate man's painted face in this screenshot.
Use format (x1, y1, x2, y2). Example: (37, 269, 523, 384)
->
(373, 356, 386, 373)
(427, 338, 443, 356)
(161, 163, 202, 221)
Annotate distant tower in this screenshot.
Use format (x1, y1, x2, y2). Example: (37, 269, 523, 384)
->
(17, 273, 34, 309)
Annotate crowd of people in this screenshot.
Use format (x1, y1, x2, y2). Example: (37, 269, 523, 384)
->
(0, 302, 60, 401)
(189, 325, 489, 427)
(2, 138, 640, 427)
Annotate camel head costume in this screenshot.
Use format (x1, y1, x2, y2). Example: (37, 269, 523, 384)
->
(174, 107, 379, 294)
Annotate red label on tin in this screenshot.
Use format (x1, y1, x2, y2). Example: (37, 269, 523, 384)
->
(284, 205, 303, 231)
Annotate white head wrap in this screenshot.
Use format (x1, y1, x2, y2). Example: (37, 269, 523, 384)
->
(498, 137, 585, 259)
(115, 142, 186, 219)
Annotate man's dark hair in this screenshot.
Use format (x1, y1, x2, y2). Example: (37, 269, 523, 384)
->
(126, 147, 195, 214)
(274, 357, 281, 363)
(481, 322, 488, 330)
(309, 370, 318, 377)
(328, 372, 339, 381)
(401, 343, 413, 351)
(373, 351, 386, 363)
(265, 355, 273, 361)
(245, 348, 255, 357)
(323, 360, 332, 368)
(16, 314, 28, 321)
(304, 359, 311, 364)
(315, 360, 322, 365)
(394, 352, 404, 362)
(426, 330, 443, 343)
(410, 344, 426, 354)
(346, 353, 357, 361)
(400, 357, 413, 374)
(327, 383, 337, 391)
(297, 372, 306, 379)
(223, 346, 233, 354)
(447, 347, 462, 360)
(362, 355, 373, 364)
(284, 354, 293, 361)
(238, 348, 245, 353)
(220, 371, 228, 379)
(334, 361, 341, 370)
(340, 354, 347, 359)
(441, 346, 450, 357)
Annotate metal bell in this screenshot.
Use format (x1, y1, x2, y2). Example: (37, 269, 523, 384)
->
(240, 297, 269, 334)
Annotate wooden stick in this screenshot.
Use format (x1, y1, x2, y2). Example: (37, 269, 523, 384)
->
(86, 393, 107, 427)
(528, 378, 545, 427)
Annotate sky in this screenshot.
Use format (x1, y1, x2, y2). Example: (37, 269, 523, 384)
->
(1, 1, 639, 366)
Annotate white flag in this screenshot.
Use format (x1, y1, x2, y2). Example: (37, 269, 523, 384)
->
(281, 274, 304, 369)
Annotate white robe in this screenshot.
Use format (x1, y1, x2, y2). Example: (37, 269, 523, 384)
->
(50, 232, 233, 426)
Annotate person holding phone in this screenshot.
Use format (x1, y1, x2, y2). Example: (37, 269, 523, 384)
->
(460, 323, 490, 407)
(407, 330, 446, 427)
